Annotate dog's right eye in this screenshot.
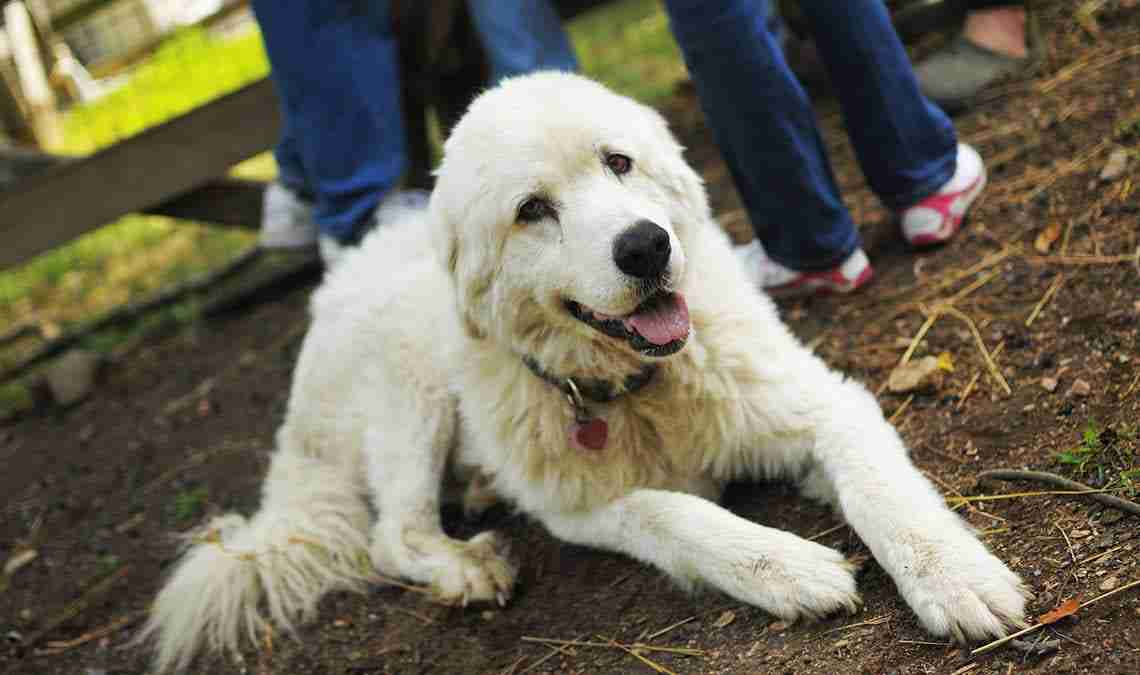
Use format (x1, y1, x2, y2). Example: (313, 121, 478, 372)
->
(517, 198, 551, 223)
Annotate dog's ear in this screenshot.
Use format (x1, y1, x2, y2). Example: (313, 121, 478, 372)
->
(429, 196, 490, 341)
(661, 142, 712, 228)
(430, 200, 459, 277)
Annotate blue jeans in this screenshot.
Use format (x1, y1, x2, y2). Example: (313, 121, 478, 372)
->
(252, 0, 577, 243)
(662, 0, 958, 271)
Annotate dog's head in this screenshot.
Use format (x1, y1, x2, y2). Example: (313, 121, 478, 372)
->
(432, 72, 710, 363)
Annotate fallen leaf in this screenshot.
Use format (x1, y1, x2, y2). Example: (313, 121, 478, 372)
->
(888, 356, 945, 393)
(1099, 148, 1130, 182)
(713, 610, 736, 629)
(936, 351, 955, 373)
(2, 549, 37, 577)
(1037, 597, 1080, 625)
(1034, 222, 1062, 253)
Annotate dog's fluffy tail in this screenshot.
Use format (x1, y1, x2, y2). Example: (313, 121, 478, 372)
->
(137, 449, 372, 672)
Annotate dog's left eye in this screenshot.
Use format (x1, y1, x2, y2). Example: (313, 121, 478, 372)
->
(518, 197, 551, 223)
(605, 153, 633, 176)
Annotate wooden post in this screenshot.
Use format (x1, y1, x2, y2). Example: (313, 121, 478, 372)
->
(3, 0, 62, 148)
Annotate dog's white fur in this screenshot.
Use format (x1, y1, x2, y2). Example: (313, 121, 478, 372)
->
(140, 73, 1027, 671)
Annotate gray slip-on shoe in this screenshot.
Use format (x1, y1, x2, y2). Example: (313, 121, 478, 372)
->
(915, 36, 1030, 113)
(915, 12, 1043, 115)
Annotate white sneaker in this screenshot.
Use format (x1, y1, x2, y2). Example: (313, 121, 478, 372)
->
(734, 239, 873, 297)
(900, 143, 987, 247)
(259, 182, 318, 249)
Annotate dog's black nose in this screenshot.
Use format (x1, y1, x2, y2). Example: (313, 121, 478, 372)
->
(613, 220, 671, 279)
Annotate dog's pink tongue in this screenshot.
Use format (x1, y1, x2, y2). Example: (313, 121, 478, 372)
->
(625, 293, 690, 346)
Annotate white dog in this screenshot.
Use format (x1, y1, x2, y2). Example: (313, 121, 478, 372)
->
(140, 72, 1027, 671)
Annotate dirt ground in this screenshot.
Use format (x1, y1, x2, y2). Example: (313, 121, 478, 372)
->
(2, 3, 1139, 674)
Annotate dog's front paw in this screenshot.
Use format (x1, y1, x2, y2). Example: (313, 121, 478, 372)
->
(429, 531, 518, 608)
(710, 531, 861, 622)
(894, 531, 1028, 642)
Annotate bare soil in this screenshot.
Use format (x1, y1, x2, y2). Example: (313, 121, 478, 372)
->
(2, 3, 1138, 673)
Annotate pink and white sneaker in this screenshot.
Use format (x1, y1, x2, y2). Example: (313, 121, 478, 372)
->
(900, 143, 987, 247)
(734, 239, 873, 297)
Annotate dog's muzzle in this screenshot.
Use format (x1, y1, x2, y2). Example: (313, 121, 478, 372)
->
(565, 290, 690, 357)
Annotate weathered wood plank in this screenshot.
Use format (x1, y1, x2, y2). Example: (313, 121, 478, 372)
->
(0, 77, 279, 270)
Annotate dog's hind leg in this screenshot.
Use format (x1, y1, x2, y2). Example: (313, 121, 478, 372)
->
(365, 392, 516, 607)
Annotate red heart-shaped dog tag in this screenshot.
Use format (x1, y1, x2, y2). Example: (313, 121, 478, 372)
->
(569, 418, 608, 451)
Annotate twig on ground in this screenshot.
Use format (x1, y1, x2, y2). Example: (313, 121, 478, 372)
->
(957, 371, 983, 410)
(1025, 275, 1065, 328)
(924, 471, 1006, 524)
(1122, 371, 1140, 401)
(34, 610, 146, 655)
(940, 306, 1011, 396)
(20, 564, 131, 649)
(807, 523, 848, 541)
(599, 634, 677, 675)
(899, 639, 952, 646)
(1039, 44, 1140, 93)
(0, 246, 262, 386)
(500, 654, 527, 675)
(645, 616, 697, 641)
(897, 311, 940, 368)
(1023, 253, 1138, 265)
(977, 469, 1140, 517)
(1010, 637, 1061, 656)
(520, 636, 704, 658)
(1054, 521, 1078, 566)
(888, 394, 914, 424)
(948, 488, 1120, 506)
(822, 614, 891, 635)
(518, 633, 587, 675)
(972, 578, 1140, 656)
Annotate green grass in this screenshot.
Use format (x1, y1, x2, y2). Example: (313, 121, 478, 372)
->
(569, 0, 687, 104)
(171, 485, 210, 524)
(1056, 420, 1139, 497)
(0, 0, 687, 395)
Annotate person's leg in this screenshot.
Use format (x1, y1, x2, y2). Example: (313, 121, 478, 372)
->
(252, 0, 405, 245)
(467, 0, 578, 82)
(798, 1, 986, 246)
(662, 0, 859, 274)
(797, 0, 958, 211)
(962, 1, 1028, 58)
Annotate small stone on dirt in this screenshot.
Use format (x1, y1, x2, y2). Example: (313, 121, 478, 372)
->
(769, 621, 788, 632)
(712, 610, 736, 629)
(1066, 379, 1091, 397)
(888, 356, 944, 393)
(1040, 376, 1059, 393)
(1070, 529, 1091, 539)
(1099, 148, 1130, 181)
(1099, 576, 1119, 591)
(43, 349, 103, 407)
(2, 548, 37, 577)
